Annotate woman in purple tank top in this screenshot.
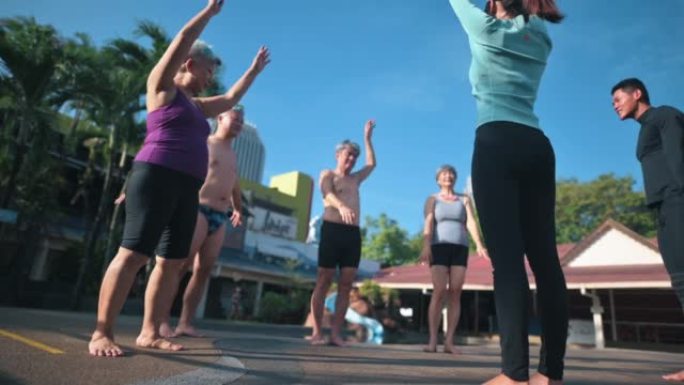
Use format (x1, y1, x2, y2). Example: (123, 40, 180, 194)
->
(89, 0, 270, 357)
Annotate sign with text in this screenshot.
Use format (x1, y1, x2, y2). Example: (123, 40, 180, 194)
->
(249, 207, 298, 240)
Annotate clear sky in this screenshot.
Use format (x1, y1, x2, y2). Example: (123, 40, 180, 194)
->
(3, 0, 683, 234)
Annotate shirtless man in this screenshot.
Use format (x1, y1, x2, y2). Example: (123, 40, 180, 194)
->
(309, 119, 376, 346)
(159, 106, 245, 337)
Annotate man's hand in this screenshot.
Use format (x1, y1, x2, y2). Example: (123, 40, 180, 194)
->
(206, 0, 224, 16)
(364, 119, 375, 141)
(114, 193, 126, 205)
(338, 205, 356, 225)
(230, 210, 242, 228)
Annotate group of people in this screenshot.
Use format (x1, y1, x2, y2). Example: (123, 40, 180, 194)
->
(86, 0, 684, 384)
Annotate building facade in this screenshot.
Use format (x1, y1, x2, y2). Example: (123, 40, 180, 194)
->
(232, 122, 265, 183)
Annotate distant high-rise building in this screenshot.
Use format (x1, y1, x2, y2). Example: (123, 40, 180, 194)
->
(232, 121, 265, 183)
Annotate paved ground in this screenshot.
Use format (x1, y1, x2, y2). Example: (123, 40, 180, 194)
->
(0, 307, 682, 385)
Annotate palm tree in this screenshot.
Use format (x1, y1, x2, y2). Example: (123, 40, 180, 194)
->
(0, 17, 65, 209)
(71, 21, 172, 308)
(0, 17, 71, 303)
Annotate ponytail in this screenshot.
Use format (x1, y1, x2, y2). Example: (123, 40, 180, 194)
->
(493, 0, 564, 24)
(523, 0, 564, 23)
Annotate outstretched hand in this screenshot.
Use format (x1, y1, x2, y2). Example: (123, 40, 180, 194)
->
(206, 0, 224, 16)
(364, 119, 375, 141)
(250, 46, 271, 74)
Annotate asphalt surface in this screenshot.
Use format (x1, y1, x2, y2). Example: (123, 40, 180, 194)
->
(0, 307, 682, 385)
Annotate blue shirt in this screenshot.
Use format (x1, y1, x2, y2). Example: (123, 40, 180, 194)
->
(449, 0, 552, 129)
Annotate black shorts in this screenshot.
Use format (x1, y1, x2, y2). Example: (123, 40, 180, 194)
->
(318, 220, 362, 269)
(430, 243, 469, 267)
(121, 162, 203, 259)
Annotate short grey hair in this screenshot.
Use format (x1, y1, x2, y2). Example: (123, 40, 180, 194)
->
(335, 140, 360, 156)
(230, 104, 244, 114)
(189, 40, 221, 67)
(212, 105, 245, 132)
(435, 164, 457, 181)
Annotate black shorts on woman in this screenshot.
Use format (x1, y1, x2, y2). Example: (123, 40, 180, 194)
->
(430, 243, 469, 267)
(121, 162, 203, 259)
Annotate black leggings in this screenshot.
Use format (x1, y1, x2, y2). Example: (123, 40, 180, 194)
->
(472, 121, 568, 381)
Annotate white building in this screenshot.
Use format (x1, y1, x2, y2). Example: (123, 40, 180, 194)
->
(233, 121, 265, 183)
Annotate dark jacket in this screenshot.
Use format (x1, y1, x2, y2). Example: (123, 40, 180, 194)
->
(636, 106, 684, 206)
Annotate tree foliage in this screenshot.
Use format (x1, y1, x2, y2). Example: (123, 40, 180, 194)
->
(555, 173, 655, 243)
(361, 213, 422, 267)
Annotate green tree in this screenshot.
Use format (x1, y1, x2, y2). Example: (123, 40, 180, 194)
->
(0, 17, 66, 208)
(362, 213, 421, 266)
(0, 17, 70, 303)
(555, 173, 655, 243)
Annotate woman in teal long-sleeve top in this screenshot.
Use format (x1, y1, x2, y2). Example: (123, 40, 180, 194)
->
(449, 1, 567, 384)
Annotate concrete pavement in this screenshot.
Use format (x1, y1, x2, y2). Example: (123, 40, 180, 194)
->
(0, 307, 681, 385)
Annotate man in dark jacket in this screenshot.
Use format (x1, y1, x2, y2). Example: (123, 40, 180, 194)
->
(612, 77, 684, 382)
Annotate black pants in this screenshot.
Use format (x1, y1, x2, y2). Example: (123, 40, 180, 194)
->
(472, 121, 568, 381)
(655, 193, 684, 309)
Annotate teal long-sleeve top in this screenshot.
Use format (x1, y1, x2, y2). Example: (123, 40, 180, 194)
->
(449, 0, 552, 130)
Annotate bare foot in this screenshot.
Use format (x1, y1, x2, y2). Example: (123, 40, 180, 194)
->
(423, 345, 437, 353)
(663, 370, 684, 382)
(443, 344, 461, 355)
(136, 334, 183, 351)
(89, 332, 124, 357)
(482, 373, 528, 385)
(159, 322, 175, 338)
(529, 372, 562, 385)
(173, 325, 205, 338)
(308, 334, 327, 346)
(329, 335, 347, 347)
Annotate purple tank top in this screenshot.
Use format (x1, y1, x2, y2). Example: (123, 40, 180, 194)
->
(135, 90, 210, 180)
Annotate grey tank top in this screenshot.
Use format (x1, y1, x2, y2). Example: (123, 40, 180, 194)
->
(432, 194, 468, 246)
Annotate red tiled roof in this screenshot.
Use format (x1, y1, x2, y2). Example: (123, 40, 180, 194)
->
(372, 221, 671, 291)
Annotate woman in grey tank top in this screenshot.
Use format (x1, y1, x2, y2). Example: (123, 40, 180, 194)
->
(420, 165, 488, 354)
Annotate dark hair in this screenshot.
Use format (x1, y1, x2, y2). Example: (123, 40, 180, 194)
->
(611, 78, 651, 105)
(487, 0, 564, 24)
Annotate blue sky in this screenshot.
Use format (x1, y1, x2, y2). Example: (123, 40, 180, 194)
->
(3, 0, 683, 234)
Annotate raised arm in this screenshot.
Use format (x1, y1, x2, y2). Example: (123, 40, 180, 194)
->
(464, 195, 488, 259)
(320, 170, 355, 225)
(353, 120, 377, 183)
(449, 0, 495, 38)
(196, 46, 271, 118)
(230, 178, 242, 227)
(420, 196, 436, 264)
(147, 0, 223, 109)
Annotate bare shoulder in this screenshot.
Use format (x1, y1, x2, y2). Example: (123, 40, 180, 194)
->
(206, 136, 222, 152)
(320, 169, 335, 179)
(425, 195, 436, 206)
(423, 195, 437, 216)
